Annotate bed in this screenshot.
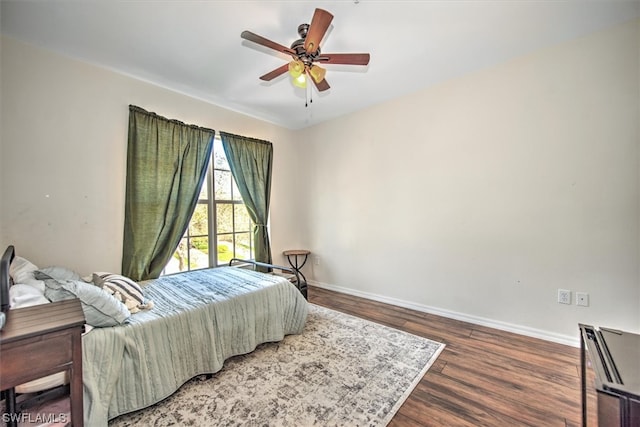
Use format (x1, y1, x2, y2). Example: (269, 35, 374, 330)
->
(0, 245, 308, 426)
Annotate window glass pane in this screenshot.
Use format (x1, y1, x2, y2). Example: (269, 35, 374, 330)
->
(189, 204, 208, 237)
(189, 237, 210, 270)
(213, 138, 229, 170)
(216, 203, 233, 233)
(214, 170, 232, 200)
(235, 233, 252, 260)
(234, 205, 252, 232)
(217, 235, 234, 265)
(166, 238, 188, 274)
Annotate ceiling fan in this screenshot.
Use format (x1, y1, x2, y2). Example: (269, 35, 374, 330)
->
(241, 8, 370, 93)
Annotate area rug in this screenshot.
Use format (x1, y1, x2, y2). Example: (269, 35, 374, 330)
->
(109, 304, 445, 426)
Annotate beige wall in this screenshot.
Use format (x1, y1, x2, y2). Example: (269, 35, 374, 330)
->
(1, 19, 638, 345)
(0, 35, 302, 274)
(298, 19, 640, 344)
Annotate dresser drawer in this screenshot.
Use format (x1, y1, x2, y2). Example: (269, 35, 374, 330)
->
(0, 331, 73, 388)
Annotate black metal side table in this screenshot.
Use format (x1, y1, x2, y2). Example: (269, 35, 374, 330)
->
(283, 250, 310, 287)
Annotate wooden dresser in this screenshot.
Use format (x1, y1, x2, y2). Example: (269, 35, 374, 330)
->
(1, 298, 85, 426)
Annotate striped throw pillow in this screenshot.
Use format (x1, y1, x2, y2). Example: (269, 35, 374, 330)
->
(92, 273, 153, 314)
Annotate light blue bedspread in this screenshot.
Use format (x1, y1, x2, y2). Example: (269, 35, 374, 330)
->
(82, 267, 308, 426)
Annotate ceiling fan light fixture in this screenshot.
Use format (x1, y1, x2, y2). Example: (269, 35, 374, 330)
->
(309, 65, 326, 83)
(292, 72, 307, 88)
(288, 59, 305, 78)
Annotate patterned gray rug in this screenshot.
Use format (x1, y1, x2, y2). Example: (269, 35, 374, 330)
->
(109, 304, 445, 426)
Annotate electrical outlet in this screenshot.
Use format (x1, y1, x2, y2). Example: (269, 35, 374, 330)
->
(576, 292, 589, 307)
(558, 289, 571, 305)
(314, 256, 320, 266)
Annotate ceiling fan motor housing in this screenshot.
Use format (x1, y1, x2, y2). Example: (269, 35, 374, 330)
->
(291, 24, 321, 66)
(297, 23, 309, 38)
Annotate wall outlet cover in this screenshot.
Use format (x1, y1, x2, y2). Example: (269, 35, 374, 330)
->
(558, 289, 571, 305)
(576, 292, 589, 307)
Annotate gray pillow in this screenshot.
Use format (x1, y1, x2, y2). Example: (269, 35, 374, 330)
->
(34, 266, 83, 282)
(43, 278, 131, 327)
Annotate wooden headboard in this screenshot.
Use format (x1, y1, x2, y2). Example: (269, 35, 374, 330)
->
(1, 245, 15, 315)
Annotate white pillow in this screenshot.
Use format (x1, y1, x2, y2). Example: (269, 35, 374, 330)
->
(9, 256, 39, 284)
(20, 277, 46, 294)
(9, 284, 50, 309)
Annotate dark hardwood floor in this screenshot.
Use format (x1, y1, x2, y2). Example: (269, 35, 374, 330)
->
(308, 285, 598, 427)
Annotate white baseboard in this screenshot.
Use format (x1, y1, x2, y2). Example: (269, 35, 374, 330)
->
(309, 280, 580, 348)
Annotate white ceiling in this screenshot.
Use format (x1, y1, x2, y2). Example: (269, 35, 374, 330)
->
(1, 0, 638, 130)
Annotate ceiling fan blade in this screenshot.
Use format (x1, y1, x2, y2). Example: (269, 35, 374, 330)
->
(241, 31, 295, 56)
(316, 53, 370, 66)
(259, 64, 289, 81)
(313, 77, 330, 92)
(304, 8, 333, 54)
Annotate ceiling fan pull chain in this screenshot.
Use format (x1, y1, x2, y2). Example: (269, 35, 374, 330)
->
(305, 80, 313, 107)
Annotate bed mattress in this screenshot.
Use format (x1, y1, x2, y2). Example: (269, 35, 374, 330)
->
(82, 266, 308, 426)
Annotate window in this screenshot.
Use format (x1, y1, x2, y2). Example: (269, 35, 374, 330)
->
(164, 137, 254, 274)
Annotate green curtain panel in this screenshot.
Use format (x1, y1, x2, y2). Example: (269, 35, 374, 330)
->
(123, 105, 214, 280)
(220, 132, 273, 267)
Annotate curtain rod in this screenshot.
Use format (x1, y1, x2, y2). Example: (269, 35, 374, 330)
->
(219, 131, 273, 146)
(129, 105, 216, 135)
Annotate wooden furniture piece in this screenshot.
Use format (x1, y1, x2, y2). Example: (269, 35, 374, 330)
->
(1, 298, 85, 426)
(282, 250, 310, 289)
(580, 324, 640, 427)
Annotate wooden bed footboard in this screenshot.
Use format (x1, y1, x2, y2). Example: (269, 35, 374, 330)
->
(229, 259, 307, 299)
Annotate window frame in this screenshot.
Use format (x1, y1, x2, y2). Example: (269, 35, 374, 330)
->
(165, 136, 254, 274)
